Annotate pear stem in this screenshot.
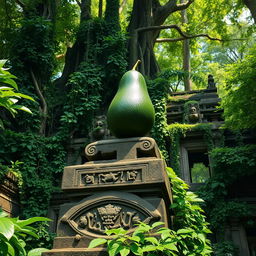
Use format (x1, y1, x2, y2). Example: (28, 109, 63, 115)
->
(132, 60, 141, 71)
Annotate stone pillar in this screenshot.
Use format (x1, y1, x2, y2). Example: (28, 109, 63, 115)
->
(43, 137, 172, 256)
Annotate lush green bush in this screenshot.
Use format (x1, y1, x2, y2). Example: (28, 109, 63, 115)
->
(198, 145, 256, 231)
(221, 44, 256, 130)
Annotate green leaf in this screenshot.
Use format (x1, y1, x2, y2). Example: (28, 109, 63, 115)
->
(0, 211, 8, 218)
(105, 228, 127, 236)
(13, 93, 34, 101)
(28, 248, 49, 256)
(14, 225, 38, 239)
(12, 105, 32, 114)
(0, 241, 8, 255)
(0, 59, 7, 68)
(108, 241, 123, 256)
(6, 242, 15, 256)
(144, 237, 159, 245)
(120, 247, 130, 256)
(163, 242, 179, 252)
(16, 217, 51, 228)
(88, 238, 107, 248)
(141, 244, 157, 252)
(177, 228, 193, 234)
(1, 78, 18, 90)
(151, 222, 165, 228)
(0, 217, 14, 240)
(9, 234, 26, 255)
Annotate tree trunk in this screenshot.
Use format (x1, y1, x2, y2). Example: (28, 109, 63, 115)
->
(54, 0, 91, 90)
(181, 0, 192, 91)
(127, 0, 159, 78)
(127, 0, 195, 78)
(98, 0, 103, 18)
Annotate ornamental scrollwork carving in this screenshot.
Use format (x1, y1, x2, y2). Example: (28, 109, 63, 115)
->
(75, 204, 142, 234)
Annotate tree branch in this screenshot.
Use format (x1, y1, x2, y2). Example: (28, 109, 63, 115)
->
(30, 69, 47, 135)
(119, 0, 127, 14)
(15, 0, 25, 9)
(137, 24, 228, 42)
(176, 0, 195, 11)
(154, 0, 194, 25)
(75, 0, 82, 8)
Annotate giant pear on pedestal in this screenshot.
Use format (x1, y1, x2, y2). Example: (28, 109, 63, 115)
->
(107, 61, 155, 138)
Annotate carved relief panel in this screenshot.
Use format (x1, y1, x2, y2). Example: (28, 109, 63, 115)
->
(59, 192, 161, 237)
(80, 168, 142, 186)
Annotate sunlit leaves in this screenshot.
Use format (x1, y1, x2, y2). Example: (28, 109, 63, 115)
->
(0, 209, 50, 256)
(221, 44, 256, 130)
(0, 60, 34, 126)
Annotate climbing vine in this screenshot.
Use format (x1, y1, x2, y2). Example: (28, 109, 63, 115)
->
(198, 145, 256, 231)
(148, 77, 170, 160)
(168, 123, 214, 174)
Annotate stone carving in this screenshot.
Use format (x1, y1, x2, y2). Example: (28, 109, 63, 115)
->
(99, 172, 121, 183)
(90, 115, 110, 141)
(75, 203, 142, 233)
(80, 169, 141, 186)
(127, 170, 138, 181)
(84, 174, 95, 184)
(60, 192, 161, 237)
(207, 74, 216, 89)
(184, 101, 203, 124)
(85, 144, 98, 159)
(140, 139, 153, 150)
(84, 137, 160, 161)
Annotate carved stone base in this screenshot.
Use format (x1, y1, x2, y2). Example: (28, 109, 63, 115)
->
(43, 137, 172, 256)
(43, 248, 107, 256)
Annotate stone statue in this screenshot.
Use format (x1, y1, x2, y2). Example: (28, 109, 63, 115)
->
(183, 101, 203, 124)
(207, 74, 216, 89)
(90, 115, 110, 141)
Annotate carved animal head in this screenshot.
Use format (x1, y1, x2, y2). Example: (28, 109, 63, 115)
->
(183, 101, 202, 124)
(91, 115, 108, 141)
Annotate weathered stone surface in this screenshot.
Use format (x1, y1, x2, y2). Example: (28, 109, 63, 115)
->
(85, 137, 160, 161)
(58, 192, 162, 237)
(43, 248, 107, 256)
(43, 137, 172, 256)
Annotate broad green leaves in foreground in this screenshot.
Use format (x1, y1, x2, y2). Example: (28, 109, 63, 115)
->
(0, 60, 34, 128)
(0, 209, 50, 256)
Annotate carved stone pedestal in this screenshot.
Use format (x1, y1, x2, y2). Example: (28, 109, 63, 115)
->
(43, 137, 172, 256)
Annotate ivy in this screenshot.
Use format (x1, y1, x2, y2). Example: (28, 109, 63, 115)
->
(168, 123, 214, 174)
(148, 77, 170, 160)
(198, 145, 256, 231)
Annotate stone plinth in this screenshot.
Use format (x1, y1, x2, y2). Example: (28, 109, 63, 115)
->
(43, 137, 172, 256)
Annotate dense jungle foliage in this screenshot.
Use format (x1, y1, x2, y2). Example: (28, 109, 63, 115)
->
(0, 0, 256, 254)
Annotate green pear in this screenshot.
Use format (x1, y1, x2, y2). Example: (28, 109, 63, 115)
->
(107, 63, 155, 138)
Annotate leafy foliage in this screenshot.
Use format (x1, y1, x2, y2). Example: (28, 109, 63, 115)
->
(0, 209, 49, 256)
(168, 123, 214, 174)
(0, 60, 34, 128)
(198, 145, 256, 230)
(89, 168, 212, 256)
(148, 77, 170, 160)
(221, 44, 256, 130)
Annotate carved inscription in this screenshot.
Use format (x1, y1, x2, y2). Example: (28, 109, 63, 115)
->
(81, 169, 141, 186)
(75, 204, 143, 234)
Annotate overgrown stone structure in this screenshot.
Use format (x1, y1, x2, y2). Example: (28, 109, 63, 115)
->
(0, 173, 20, 217)
(44, 137, 172, 255)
